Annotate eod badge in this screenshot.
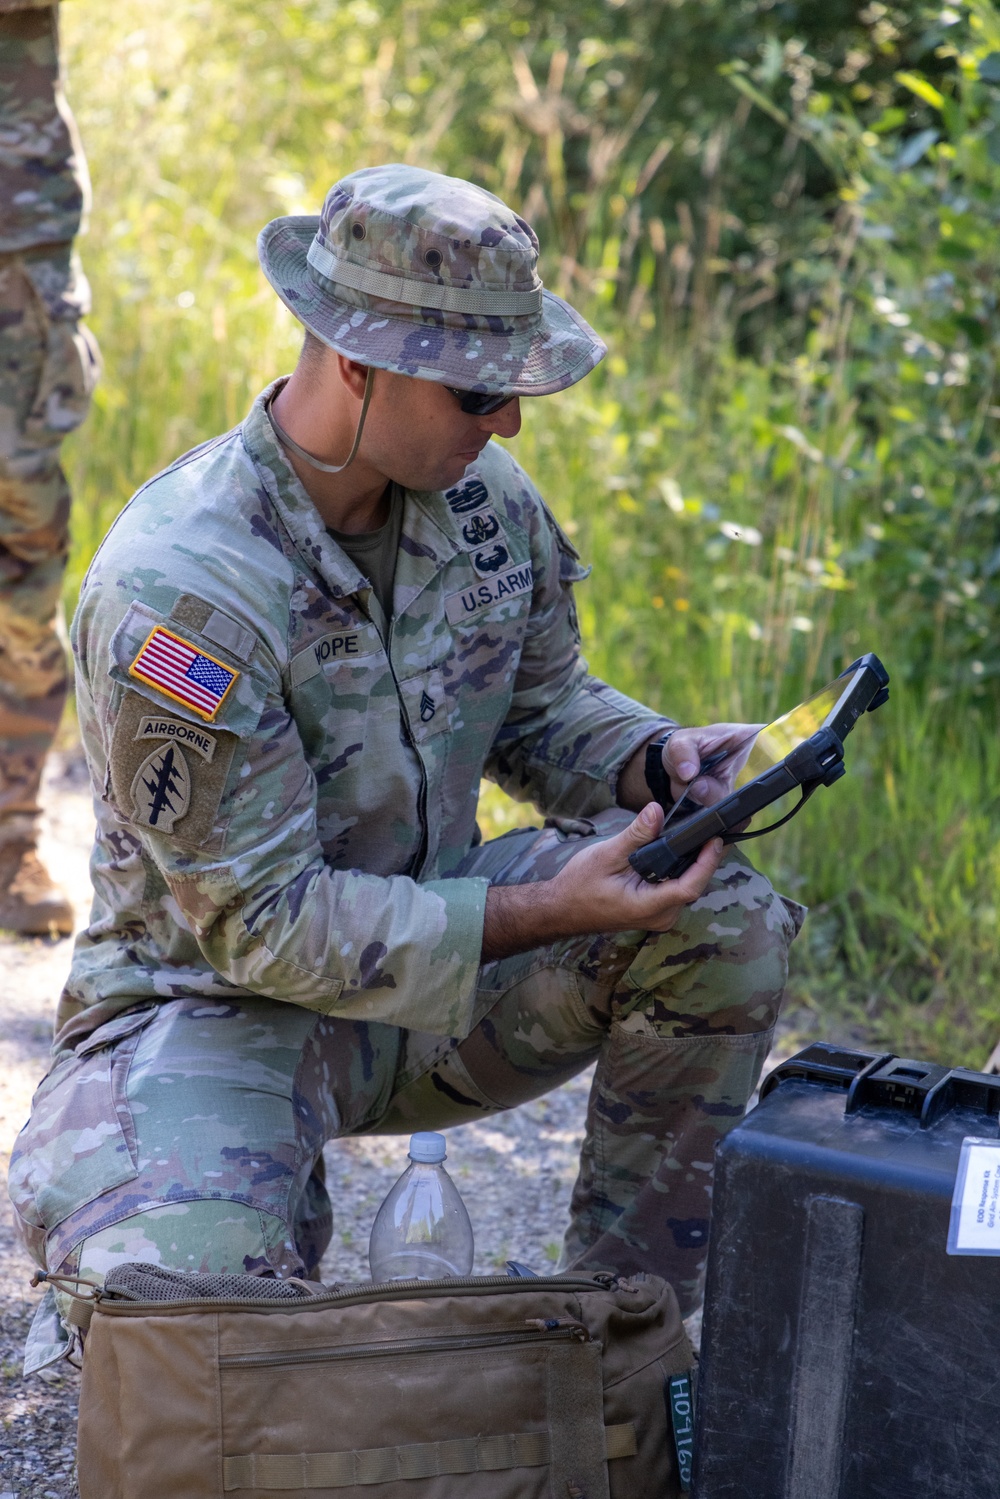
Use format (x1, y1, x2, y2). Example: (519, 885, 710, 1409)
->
(461, 509, 500, 547)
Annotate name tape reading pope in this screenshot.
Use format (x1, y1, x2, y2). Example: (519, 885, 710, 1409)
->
(290, 628, 380, 686)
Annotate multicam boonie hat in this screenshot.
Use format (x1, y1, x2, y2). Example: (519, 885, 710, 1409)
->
(258, 164, 606, 396)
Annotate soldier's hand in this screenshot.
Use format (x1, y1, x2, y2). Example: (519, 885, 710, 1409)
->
(481, 804, 724, 961)
(547, 802, 724, 935)
(662, 722, 762, 806)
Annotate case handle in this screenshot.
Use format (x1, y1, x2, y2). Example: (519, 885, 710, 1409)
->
(762, 1044, 1000, 1129)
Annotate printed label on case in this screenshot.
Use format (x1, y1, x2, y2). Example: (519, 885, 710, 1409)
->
(948, 1137, 1000, 1255)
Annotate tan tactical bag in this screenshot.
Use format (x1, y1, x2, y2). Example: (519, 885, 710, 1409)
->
(73, 1263, 694, 1499)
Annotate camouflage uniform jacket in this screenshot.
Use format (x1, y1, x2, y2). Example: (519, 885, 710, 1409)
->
(62, 383, 670, 1041)
(0, 0, 90, 254)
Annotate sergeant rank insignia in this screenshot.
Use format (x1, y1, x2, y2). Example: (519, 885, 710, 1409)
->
(129, 626, 239, 722)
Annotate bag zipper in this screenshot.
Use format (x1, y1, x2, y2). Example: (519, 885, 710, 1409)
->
(95, 1271, 616, 1316)
(218, 1321, 589, 1370)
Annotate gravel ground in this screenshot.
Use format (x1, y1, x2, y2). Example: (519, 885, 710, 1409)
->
(1, 755, 93, 1499)
(0, 754, 796, 1496)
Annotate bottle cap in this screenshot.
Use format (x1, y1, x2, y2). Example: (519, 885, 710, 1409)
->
(408, 1132, 447, 1163)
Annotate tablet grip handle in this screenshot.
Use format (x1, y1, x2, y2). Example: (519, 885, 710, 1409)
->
(628, 730, 845, 883)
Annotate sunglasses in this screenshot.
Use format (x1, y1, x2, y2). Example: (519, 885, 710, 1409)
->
(446, 386, 517, 416)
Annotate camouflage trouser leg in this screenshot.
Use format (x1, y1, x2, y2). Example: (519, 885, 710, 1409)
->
(9, 999, 401, 1284)
(0, 241, 100, 836)
(375, 810, 804, 1315)
(8, 996, 405, 1367)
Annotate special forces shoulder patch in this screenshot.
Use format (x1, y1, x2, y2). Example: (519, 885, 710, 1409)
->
(109, 694, 239, 848)
(129, 625, 239, 722)
(130, 742, 191, 833)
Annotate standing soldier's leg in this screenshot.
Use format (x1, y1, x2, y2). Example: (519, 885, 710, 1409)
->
(374, 812, 804, 1317)
(0, 4, 100, 932)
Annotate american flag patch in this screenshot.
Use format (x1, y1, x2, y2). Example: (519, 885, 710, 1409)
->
(129, 626, 239, 722)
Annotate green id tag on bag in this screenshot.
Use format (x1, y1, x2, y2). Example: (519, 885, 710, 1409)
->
(668, 1371, 694, 1490)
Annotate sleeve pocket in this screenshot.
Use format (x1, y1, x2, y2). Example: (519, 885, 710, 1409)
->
(108, 600, 267, 739)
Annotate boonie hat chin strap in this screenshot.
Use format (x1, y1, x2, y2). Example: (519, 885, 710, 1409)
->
(267, 366, 375, 474)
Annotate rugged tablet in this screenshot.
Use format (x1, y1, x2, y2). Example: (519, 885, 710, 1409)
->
(629, 653, 890, 884)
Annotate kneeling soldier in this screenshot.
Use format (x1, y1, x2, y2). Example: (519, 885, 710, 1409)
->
(9, 165, 803, 1370)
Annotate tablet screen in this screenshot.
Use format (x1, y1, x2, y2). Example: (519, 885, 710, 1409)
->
(734, 677, 848, 788)
(674, 671, 857, 817)
(632, 652, 887, 880)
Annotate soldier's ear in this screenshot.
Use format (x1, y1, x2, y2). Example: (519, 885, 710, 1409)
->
(335, 354, 373, 401)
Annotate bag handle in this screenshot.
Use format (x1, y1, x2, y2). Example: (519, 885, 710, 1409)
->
(223, 1424, 637, 1490)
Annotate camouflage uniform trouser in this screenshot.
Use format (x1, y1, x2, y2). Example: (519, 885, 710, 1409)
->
(0, 4, 101, 840)
(0, 243, 99, 838)
(10, 810, 803, 1362)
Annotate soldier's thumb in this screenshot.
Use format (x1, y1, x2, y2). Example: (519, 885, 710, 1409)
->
(621, 802, 664, 849)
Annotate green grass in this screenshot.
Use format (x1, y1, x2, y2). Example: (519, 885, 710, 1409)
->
(58, 0, 1000, 1070)
(498, 358, 1000, 1069)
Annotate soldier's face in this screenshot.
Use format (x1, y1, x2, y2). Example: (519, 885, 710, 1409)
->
(364, 370, 523, 490)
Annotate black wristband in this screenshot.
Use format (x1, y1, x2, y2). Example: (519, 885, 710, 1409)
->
(644, 731, 678, 808)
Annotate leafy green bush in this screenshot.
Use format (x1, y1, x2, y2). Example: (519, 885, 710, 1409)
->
(724, 1, 1000, 698)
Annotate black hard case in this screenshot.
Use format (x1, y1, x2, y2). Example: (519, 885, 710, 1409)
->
(693, 1042, 1000, 1499)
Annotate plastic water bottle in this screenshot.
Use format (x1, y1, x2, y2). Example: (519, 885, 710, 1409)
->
(368, 1132, 475, 1281)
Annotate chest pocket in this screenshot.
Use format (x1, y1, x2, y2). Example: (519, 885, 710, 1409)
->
(288, 623, 382, 688)
(287, 621, 395, 767)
